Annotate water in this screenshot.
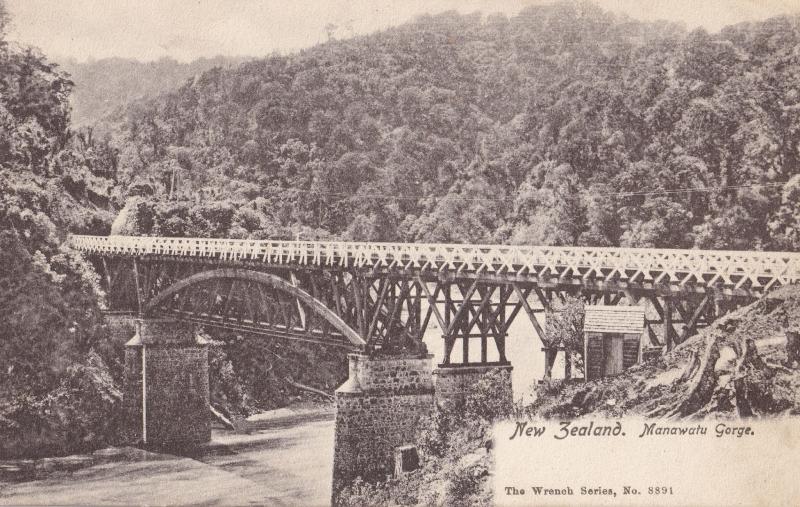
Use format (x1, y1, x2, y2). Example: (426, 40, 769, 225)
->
(0, 410, 336, 506)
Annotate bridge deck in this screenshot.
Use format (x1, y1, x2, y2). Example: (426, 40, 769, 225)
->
(70, 235, 799, 295)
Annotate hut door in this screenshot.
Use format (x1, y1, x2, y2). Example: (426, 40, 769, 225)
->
(604, 335, 624, 376)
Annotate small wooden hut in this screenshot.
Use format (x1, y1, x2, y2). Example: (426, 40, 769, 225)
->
(583, 306, 645, 381)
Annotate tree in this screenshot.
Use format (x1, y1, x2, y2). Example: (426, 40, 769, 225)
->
(619, 197, 693, 248)
(0, 233, 104, 396)
(544, 295, 585, 380)
(511, 163, 586, 246)
(408, 177, 509, 244)
(769, 175, 800, 250)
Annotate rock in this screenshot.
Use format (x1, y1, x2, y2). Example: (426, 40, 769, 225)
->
(54, 455, 95, 470)
(457, 452, 484, 469)
(35, 455, 94, 473)
(92, 447, 128, 462)
(0, 460, 35, 481)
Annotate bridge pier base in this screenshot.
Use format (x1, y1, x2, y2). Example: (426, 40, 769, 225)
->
(433, 364, 513, 409)
(332, 353, 435, 495)
(123, 318, 211, 448)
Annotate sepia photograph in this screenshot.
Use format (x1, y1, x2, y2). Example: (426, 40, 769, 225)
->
(1, 0, 799, 505)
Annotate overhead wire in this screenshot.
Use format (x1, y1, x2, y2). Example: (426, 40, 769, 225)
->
(258, 180, 789, 203)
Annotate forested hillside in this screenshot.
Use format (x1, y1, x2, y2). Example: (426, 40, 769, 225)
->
(61, 56, 248, 127)
(104, 1, 800, 251)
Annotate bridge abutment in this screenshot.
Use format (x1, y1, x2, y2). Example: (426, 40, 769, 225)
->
(123, 318, 211, 447)
(332, 353, 435, 494)
(433, 364, 513, 409)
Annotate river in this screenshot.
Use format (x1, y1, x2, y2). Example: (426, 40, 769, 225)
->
(0, 408, 336, 506)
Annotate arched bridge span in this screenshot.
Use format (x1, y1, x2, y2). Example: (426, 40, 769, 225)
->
(144, 268, 365, 349)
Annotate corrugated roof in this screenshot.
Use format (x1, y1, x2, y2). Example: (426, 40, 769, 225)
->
(584, 306, 645, 334)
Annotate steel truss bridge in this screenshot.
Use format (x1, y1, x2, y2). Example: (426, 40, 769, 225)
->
(71, 235, 800, 374)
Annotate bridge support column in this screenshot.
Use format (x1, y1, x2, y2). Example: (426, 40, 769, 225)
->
(123, 318, 210, 447)
(433, 363, 513, 409)
(332, 353, 434, 494)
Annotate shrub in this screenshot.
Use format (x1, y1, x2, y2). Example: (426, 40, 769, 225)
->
(445, 460, 490, 505)
(334, 477, 390, 507)
(545, 294, 585, 375)
(464, 367, 514, 423)
(417, 406, 456, 459)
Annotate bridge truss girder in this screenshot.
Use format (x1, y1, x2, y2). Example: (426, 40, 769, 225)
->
(94, 255, 758, 365)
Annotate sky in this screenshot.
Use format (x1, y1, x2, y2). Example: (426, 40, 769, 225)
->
(6, 0, 800, 63)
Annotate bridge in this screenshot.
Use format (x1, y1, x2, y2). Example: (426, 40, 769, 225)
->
(70, 234, 799, 488)
(71, 234, 800, 358)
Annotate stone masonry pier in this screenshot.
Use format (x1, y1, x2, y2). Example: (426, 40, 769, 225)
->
(332, 354, 435, 494)
(123, 318, 210, 447)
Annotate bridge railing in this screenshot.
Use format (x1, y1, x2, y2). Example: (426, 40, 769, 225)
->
(68, 235, 800, 290)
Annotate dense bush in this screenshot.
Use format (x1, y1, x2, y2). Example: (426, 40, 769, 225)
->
(445, 460, 490, 506)
(0, 1, 121, 458)
(464, 368, 514, 424)
(0, 352, 121, 458)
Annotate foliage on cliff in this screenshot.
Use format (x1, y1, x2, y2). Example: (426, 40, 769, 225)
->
(0, 352, 121, 459)
(0, 0, 122, 457)
(94, 1, 800, 252)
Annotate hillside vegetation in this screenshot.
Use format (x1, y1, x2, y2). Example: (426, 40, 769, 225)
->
(0, 0, 121, 457)
(99, 1, 800, 252)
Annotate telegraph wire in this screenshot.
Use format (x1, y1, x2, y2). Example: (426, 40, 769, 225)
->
(257, 181, 789, 203)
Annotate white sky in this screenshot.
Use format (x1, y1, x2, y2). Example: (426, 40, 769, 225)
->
(6, 0, 800, 62)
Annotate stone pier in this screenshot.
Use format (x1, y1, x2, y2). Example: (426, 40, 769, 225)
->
(104, 312, 138, 343)
(332, 353, 435, 494)
(433, 363, 513, 409)
(122, 318, 211, 447)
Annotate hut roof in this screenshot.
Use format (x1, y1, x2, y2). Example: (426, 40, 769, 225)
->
(584, 306, 645, 334)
